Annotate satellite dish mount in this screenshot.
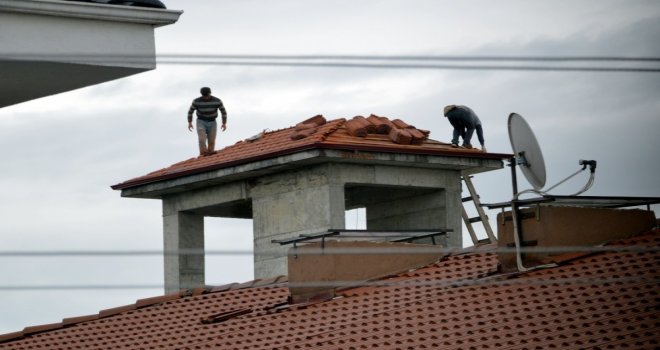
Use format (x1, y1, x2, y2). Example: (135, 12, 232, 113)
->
(507, 113, 597, 272)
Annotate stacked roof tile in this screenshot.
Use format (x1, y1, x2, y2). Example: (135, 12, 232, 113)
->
(112, 114, 509, 190)
(1, 230, 657, 349)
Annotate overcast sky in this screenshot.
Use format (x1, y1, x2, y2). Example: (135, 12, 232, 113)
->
(1, 0, 659, 334)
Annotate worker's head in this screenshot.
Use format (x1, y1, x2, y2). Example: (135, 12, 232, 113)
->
(443, 105, 457, 117)
(200, 87, 212, 96)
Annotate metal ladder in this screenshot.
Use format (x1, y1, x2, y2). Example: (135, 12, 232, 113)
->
(461, 175, 497, 245)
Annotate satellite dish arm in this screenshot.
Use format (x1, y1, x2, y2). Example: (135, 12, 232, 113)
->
(516, 159, 598, 198)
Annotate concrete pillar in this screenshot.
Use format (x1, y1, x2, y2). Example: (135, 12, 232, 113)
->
(163, 211, 205, 293)
(443, 183, 464, 247)
(250, 166, 345, 278)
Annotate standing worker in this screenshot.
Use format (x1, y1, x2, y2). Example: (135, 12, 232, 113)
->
(188, 87, 227, 156)
(443, 105, 486, 152)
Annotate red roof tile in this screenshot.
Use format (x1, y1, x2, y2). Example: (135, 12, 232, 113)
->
(112, 115, 511, 190)
(1, 230, 658, 349)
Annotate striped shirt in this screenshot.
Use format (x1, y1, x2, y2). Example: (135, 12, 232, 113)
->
(187, 96, 227, 123)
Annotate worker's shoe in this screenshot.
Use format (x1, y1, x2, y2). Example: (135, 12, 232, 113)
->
(481, 145, 487, 152)
(200, 150, 216, 157)
(451, 143, 459, 148)
(463, 144, 473, 149)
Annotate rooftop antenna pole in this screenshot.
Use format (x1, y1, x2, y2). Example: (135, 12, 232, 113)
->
(507, 113, 598, 272)
(508, 113, 549, 272)
(508, 155, 525, 269)
(509, 156, 518, 195)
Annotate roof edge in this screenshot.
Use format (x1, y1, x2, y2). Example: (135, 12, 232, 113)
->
(0, 275, 288, 344)
(112, 142, 511, 192)
(111, 144, 322, 190)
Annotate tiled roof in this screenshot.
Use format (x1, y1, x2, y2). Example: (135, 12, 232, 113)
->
(111, 114, 511, 190)
(2, 230, 658, 349)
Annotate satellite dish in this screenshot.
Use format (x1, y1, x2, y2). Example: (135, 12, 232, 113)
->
(506, 112, 597, 273)
(508, 113, 547, 190)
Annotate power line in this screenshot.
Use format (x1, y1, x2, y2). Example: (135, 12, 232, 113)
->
(3, 53, 660, 72)
(0, 285, 162, 291)
(0, 246, 657, 257)
(158, 54, 660, 62)
(0, 249, 252, 257)
(155, 60, 660, 73)
(1, 276, 657, 291)
(6, 53, 660, 62)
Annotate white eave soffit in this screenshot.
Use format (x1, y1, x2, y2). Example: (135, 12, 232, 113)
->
(0, 0, 182, 27)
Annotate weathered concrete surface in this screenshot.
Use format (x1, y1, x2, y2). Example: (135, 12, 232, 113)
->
(250, 165, 345, 278)
(162, 182, 249, 217)
(249, 163, 465, 278)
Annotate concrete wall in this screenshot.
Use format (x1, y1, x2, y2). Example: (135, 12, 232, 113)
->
(342, 164, 463, 247)
(287, 241, 443, 303)
(251, 164, 346, 278)
(497, 206, 657, 271)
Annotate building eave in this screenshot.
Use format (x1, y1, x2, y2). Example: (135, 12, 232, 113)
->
(113, 144, 510, 198)
(0, 0, 182, 107)
(0, 0, 182, 27)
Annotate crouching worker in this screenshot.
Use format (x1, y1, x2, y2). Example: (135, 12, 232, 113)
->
(187, 87, 227, 156)
(443, 104, 486, 152)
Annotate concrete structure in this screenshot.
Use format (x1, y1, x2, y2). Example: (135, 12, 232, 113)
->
(113, 116, 510, 293)
(496, 205, 657, 271)
(287, 240, 443, 303)
(160, 160, 466, 290)
(0, 0, 181, 107)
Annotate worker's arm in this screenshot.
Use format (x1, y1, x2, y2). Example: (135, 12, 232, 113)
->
(187, 101, 196, 131)
(219, 100, 227, 131)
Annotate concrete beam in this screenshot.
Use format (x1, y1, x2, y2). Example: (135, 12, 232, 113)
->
(162, 182, 249, 216)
